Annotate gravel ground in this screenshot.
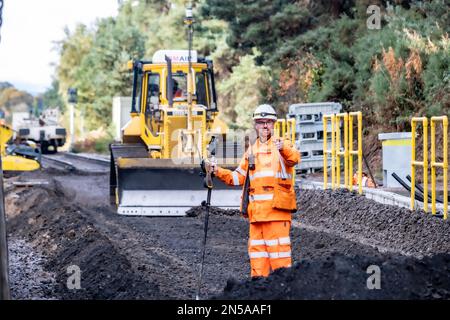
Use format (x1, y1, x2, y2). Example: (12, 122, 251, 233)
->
(8, 238, 56, 300)
(296, 188, 450, 258)
(216, 188, 450, 299)
(4, 167, 450, 300)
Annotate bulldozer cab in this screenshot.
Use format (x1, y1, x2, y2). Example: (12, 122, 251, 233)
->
(123, 50, 220, 160)
(130, 50, 217, 108)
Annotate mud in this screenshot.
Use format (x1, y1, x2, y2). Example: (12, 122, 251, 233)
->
(216, 188, 450, 299)
(186, 206, 240, 217)
(4, 167, 450, 300)
(6, 180, 159, 299)
(217, 252, 450, 300)
(5, 168, 250, 299)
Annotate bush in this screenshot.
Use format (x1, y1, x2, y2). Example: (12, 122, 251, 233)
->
(72, 126, 114, 154)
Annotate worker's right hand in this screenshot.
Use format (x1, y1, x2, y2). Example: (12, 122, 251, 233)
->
(204, 159, 218, 174)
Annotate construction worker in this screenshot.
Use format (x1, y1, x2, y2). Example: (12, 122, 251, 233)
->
(206, 104, 300, 278)
(352, 171, 376, 188)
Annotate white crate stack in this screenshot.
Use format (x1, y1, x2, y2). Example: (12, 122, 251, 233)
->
(288, 102, 342, 173)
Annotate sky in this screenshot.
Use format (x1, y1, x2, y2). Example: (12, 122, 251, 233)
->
(0, 0, 119, 95)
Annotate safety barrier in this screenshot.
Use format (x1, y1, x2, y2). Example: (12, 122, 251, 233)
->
(412, 116, 448, 219)
(275, 118, 296, 184)
(410, 117, 429, 212)
(275, 118, 296, 144)
(349, 112, 363, 194)
(323, 114, 336, 188)
(335, 113, 349, 189)
(431, 116, 448, 219)
(323, 112, 363, 193)
(411, 116, 448, 219)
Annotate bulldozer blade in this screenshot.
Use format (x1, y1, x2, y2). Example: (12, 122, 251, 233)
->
(115, 158, 241, 216)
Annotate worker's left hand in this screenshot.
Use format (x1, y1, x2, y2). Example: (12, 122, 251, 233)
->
(275, 138, 283, 150)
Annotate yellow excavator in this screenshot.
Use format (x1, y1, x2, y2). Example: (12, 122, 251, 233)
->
(0, 120, 40, 172)
(109, 48, 243, 216)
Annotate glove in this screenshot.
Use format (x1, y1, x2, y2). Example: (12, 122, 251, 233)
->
(204, 158, 218, 174)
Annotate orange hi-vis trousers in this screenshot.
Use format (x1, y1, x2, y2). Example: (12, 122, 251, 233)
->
(248, 220, 292, 277)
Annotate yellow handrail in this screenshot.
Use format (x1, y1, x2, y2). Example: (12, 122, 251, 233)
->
(323, 112, 362, 191)
(323, 114, 336, 189)
(275, 118, 297, 184)
(288, 118, 296, 184)
(335, 113, 349, 188)
(275, 119, 288, 140)
(411, 117, 428, 212)
(349, 112, 363, 194)
(430, 116, 448, 219)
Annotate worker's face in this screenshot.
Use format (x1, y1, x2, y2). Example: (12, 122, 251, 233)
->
(254, 119, 275, 140)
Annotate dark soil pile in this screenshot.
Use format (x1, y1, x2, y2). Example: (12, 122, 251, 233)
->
(217, 188, 450, 299)
(6, 169, 450, 300)
(217, 252, 450, 299)
(6, 183, 159, 299)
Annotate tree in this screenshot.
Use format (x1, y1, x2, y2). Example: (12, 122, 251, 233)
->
(201, 0, 359, 65)
(56, 24, 94, 99)
(40, 79, 65, 111)
(0, 86, 34, 121)
(56, 14, 145, 129)
(217, 50, 271, 129)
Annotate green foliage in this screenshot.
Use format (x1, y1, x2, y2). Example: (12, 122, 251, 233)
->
(56, 24, 94, 97)
(422, 49, 450, 116)
(57, 13, 145, 130)
(270, 0, 449, 129)
(201, 0, 357, 64)
(40, 80, 65, 111)
(217, 50, 271, 129)
(52, 0, 450, 134)
(77, 17, 145, 129)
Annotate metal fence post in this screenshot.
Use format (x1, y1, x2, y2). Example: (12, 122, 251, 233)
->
(411, 117, 428, 212)
(0, 154, 11, 300)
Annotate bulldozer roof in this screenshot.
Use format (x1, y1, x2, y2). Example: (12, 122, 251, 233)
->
(152, 50, 198, 63)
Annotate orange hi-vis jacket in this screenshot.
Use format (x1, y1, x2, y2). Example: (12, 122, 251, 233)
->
(352, 173, 376, 188)
(216, 137, 300, 223)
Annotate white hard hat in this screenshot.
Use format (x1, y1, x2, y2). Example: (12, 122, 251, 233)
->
(253, 104, 277, 121)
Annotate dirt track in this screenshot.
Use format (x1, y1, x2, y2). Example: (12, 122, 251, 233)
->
(5, 166, 450, 299)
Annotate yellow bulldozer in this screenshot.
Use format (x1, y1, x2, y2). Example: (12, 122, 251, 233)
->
(0, 120, 40, 172)
(109, 49, 243, 216)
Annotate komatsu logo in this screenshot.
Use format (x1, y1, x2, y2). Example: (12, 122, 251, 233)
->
(152, 50, 198, 63)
